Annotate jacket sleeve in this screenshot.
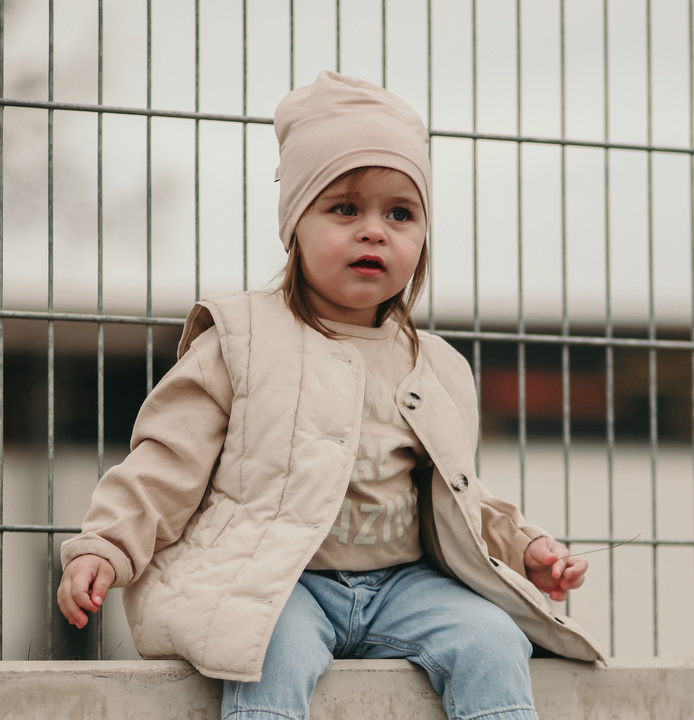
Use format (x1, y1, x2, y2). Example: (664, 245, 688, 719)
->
(476, 485, 547, 577)
(60, 326, 233, 587)
(420, 333, 548, 578)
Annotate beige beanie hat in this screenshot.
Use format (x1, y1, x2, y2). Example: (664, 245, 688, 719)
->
(274, 70, 431, 251)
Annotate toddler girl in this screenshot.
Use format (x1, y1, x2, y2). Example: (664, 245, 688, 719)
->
(58, 71, 603, 720)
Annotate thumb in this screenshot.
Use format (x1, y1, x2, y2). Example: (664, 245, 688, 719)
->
(538, 538, 560, 564)
(526, 537, 554, 568)
(526, 538, 564, 582)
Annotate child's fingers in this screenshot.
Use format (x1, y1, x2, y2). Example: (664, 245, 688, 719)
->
(546, 559, 587, 601)
(75, 582, 101, 614)
(90, 561, 116, 607)
(526, 538, 589, 599)
(525, 537, 557, 570)
(560, 558, 588, 589)
(549, 587, 570, 602)
(72, 568, 101, 612)
(57, 556, 115, 628)
(57, 574, 91, 628)
(550, 555, 568, 580)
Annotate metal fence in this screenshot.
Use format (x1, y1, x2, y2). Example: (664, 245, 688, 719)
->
(1, 0, 693, 662)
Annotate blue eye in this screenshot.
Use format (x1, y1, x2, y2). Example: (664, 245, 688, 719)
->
(388, 207, 411, 222)
(331, 203, 357, 216)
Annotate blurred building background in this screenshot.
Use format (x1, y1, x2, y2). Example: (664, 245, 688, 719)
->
(1, 0, 693, 663)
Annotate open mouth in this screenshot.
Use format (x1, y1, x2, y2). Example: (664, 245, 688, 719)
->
(350, 257, 384, 270)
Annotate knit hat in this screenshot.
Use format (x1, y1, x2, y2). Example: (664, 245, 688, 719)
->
(274, 70, 431, 251)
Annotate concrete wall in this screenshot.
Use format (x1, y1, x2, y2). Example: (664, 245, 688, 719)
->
(1, 658, 693, 719)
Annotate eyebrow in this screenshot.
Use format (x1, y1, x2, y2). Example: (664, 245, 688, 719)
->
(318, 191, 421, 207)
(318, 191, 352, 204)
(389, 195, 421, 206)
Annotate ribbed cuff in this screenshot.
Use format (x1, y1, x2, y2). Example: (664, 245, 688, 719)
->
(60, 533, 134, 587)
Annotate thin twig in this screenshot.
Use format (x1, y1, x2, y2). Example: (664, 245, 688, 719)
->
(562, 533, 642, 559)
(105, 643, 122, 661)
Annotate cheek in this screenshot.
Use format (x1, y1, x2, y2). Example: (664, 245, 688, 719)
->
(298, 245, 337, 287)
(405, 238, 426, 270)
(304, 241, 343, 272)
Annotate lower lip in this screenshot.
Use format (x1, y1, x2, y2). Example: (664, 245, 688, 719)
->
(350, 264, 384, 276)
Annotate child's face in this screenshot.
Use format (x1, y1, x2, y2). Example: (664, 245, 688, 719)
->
(295, 168, 427, 327)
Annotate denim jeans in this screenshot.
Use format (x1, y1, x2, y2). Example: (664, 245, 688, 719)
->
(221, 561, 538, 720)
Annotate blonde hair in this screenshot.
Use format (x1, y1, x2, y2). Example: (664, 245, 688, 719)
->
(277, 168, 429, 356)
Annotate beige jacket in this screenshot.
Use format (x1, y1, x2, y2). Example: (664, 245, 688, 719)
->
(61, 291, 604, 680)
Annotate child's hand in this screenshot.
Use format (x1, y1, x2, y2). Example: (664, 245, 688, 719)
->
(57, 554, 116, 629)
(523, 537, 587, 602)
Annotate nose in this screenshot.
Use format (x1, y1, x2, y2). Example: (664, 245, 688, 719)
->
(357, 213, 387, 244)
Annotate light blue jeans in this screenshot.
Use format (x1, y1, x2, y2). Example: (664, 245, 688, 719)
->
(221, 561, 538, 720)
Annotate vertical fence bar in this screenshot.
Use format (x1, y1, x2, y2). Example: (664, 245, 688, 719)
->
(289, 0, 295, 90)
(0, 0, 4, 663)
(471, 0, 482, 475)
(603, 0, 617, 657)
(242, 0, 248, 291)
(194, 0, 201, 302)
(515, 0, 527, 513)
(690, 0, 694, 628)
(645, 0, 659, 657)
(381, 0, 386, 88)
(426, 0, 434, 331)
(95, 0, 105, 660)
(46, 0, 56, 659)
(146, 0, 154, 394)
(335, 0, 341, 73)
(559, 0, 572, 593)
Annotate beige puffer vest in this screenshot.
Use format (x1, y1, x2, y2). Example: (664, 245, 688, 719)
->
(120, 292, 603, 680)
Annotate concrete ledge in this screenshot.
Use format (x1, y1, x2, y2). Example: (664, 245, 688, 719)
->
(1, 657, 693, 719)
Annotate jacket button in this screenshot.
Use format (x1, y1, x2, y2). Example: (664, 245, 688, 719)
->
(404, 392, 421, 409)
(451, 473, 468, 491)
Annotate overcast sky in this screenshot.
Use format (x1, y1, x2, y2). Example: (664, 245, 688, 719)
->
(3, 0, 693, 330)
